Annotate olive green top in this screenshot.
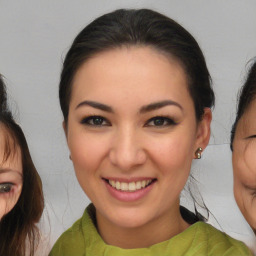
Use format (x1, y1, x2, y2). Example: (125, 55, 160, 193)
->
(49, 204, 252, 256)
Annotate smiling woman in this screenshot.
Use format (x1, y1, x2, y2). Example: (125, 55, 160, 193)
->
(231, 59, 256, 236)
(0, 75, 44, 256)
(50, 8, 252, 256)
(67, 47, 201, 234)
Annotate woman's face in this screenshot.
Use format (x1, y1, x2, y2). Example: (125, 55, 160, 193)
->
(233, 98, 256, 234)
(0, 127, 23, 220)
(66, 46, 211, 233)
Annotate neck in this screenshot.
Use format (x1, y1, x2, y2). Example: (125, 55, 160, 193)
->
(96, 205, 189, 249)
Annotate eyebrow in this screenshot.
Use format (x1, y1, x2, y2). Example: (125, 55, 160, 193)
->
(0, 168, 22, 177)
(140, 100, 183, 113)
(75, 99, 183, 113)
(76, 101, 113, 112)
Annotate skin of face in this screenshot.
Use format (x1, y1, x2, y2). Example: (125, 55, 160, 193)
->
(65, 46, 212, 248)
(0, 127, 23, 220)
(233, 99, 256, 234)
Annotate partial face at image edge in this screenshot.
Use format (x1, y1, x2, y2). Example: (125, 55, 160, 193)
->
(0, 125, 23, 220)
(232, 99, 256, 235)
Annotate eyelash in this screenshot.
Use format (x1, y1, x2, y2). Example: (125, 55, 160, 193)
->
(247, 135, 256, 139)
(80, 116, 111, 126)
(80, 115, 177, 127)
(0, 183, 14, 194)
(145, 116, 177, 127)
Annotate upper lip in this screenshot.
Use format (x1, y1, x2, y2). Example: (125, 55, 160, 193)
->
(102, 177, 156, 182)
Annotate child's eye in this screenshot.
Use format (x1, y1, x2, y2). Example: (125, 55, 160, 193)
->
(145, 116, 177, 127)
(0, 183, 13, 193)
(81, 116, 110, 126)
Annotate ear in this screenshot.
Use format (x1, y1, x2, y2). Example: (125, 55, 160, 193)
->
(194, 108, 212, 154)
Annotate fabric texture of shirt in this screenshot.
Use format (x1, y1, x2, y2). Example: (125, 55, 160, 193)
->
(49, 204, 252, 256)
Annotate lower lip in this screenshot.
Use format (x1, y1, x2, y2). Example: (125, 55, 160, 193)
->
(105, 181, 155, 202)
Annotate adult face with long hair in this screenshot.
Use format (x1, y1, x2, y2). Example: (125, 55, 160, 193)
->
(58, 9, 214, 248)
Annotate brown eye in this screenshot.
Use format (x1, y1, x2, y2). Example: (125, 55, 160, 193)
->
(81, 116, 111, 126)
(90, 117, 104, 125)
(153, 118, 165, 126)
(0, 183, 13, 193)
(145, 116, 177, 127)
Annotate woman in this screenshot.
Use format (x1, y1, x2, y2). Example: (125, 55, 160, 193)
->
(50, 9, 252, 255)
(0, 75, 44, 256)
(231, 59, 256, 235)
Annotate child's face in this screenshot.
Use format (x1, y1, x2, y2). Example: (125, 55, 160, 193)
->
(233, 99, 256, 234)
(0, 127, 23, 219)
(65, 46, 210, 234)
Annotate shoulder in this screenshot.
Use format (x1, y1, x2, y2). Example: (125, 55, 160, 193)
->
(49, 213, 86, 256)
(194, 222, 253, 255)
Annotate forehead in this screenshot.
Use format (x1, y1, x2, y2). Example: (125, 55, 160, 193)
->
(0, 125, 22, 172)
(236, 98, 256, 136)
(71, 46, 192, 109)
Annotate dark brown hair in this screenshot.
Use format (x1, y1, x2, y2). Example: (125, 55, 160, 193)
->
(59, 9, 215, 124)
(0, 76, 44, 256)
(230, 59, 256, 150)
(0, 74, 7, 113)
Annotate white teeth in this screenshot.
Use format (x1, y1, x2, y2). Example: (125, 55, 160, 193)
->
(109, 180, 115, 187)
(128, 182, 136, 191)
(108, 179, 153, 192)
(136, 181, 142, 189)
(121, 182, 128, 191)
(116, 181, 120, 190)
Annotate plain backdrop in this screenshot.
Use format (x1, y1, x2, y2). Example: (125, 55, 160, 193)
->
(0, 0, 256, 254)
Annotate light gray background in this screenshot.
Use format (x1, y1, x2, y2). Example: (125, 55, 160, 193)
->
(0, 0, 256, 254)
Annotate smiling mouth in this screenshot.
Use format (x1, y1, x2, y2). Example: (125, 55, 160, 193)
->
(103, 179, 156, 192)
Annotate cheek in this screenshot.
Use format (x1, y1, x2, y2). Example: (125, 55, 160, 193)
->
(233, 150, 249, 204)
(0, 190, 21, 219)
(244, 141, 256, 177)
(68, 132, 109, 175)
(233, 142, 256, 228)
(234, 185, 256, 231)
(148, 134, 195, 175)
(233, 141, 256, 186)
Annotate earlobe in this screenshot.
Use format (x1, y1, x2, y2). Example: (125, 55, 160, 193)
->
(195, 108, 212, 153)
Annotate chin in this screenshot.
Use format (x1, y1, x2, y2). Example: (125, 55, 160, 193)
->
(102, 206, 155, 230)
(113, 216, 152, 229)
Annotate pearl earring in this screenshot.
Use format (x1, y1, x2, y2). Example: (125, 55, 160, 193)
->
(195, 147, 202, 159)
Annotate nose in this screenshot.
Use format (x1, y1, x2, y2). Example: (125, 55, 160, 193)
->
(109, 126, 147, 171)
